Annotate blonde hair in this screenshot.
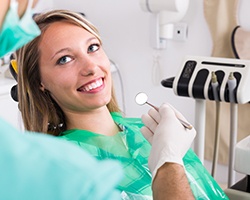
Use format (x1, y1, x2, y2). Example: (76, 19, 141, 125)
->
(16, 10, 120, 136)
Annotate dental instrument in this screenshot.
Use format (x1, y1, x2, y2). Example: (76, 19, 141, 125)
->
(228, 72, 237, 103)
(135, 92, 159, 110)
(135, 92, 193, 130)
(211, 71, 220, 101)
(211, 71, 221, 178)
(227, 72, 238, 187)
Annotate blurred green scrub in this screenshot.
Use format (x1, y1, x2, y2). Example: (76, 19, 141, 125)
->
(0, 118, 123, 199)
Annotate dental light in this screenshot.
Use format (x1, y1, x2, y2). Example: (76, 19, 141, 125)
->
(139, 0, 190, 49)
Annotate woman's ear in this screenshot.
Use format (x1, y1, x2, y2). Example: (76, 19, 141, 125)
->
(40, 82, 45, 91)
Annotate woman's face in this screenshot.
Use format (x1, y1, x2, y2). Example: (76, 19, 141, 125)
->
(39, 21, 112, 114)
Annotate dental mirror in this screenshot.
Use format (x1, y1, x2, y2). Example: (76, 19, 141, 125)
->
(135, 92, 159, 110)
(135, 92, 193, 130)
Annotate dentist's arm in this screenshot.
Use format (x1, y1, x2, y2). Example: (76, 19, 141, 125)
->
(141, 103, 196, 200)
(153, 163, 194, 200)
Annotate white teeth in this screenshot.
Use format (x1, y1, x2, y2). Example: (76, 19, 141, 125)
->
(96, 80, 101, 87)
(91, 82, 97, 88)
(81, 79, 103, 92)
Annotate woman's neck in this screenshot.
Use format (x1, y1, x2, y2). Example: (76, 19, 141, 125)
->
(65, 106, 120, 136)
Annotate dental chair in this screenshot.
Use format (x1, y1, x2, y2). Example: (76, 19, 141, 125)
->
(224, 135, 250, 200)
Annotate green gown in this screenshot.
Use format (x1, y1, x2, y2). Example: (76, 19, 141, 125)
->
(59, 112, 229, 200)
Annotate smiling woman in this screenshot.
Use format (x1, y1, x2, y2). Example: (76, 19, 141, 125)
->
(0, 2, 125, 199)
(16, 10, 153, 198)
(38, 21, 113, 130)
(16, 10, 120, 136)
(15, 9, 228, 200)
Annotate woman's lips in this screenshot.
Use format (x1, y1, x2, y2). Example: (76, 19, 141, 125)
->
(77, 78, 104, 92)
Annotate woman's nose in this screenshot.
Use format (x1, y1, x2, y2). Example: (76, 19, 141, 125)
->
(79, 56, 97, 76)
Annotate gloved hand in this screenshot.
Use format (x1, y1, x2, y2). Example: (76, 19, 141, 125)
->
(141, 103, 196, 180)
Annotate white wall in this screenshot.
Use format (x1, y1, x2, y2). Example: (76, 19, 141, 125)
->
(34, 0, 250, 126)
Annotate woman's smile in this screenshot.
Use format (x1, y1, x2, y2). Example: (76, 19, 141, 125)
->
(77, 78, 104, 93)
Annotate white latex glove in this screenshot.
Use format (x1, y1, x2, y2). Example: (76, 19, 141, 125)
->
(141, 103, 196, 180)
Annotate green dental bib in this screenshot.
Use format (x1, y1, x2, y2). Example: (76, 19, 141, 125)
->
(60, 112, 229, 200)
(60, 113, 152, 199)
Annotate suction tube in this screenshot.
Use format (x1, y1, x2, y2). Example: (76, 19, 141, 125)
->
(211, 71, 221, 178)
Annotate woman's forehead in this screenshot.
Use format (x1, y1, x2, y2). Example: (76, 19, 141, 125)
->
(40, 21, 96, 48)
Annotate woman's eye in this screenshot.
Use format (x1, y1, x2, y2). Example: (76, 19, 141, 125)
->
(88, 44, 100, 53)
(57, 56, 72, 65)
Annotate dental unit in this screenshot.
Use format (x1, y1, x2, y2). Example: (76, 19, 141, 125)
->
(161, 55, 250, 198)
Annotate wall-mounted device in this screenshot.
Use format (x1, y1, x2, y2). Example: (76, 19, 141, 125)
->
(139, 0, 189, 49)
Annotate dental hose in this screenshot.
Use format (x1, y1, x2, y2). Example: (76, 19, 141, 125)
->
(227, 72, 238, 187)
(211, 71, 221, 178)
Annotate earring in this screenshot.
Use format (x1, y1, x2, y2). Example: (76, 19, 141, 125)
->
(48, 123, 64, 130)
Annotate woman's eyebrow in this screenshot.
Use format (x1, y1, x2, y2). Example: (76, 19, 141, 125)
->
(51, 48, 71, 60)
(50, 37, 98, 60)
(87, 36, 99, 43)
